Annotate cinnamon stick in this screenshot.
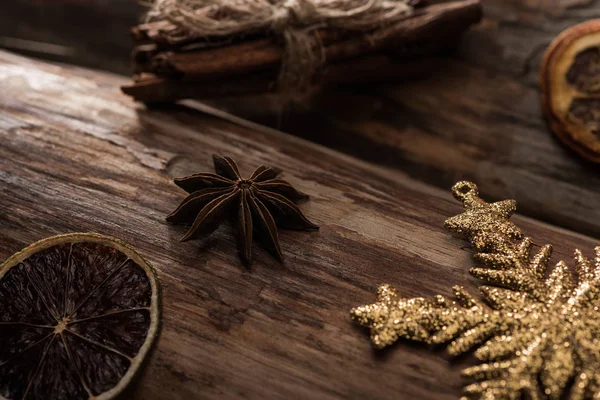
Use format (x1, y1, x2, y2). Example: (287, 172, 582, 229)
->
(133, 28, 354, 79)
(123, 0, 481, 102)
(132, 0, 481, 82)
(138, 39, 282, 79)
(122, 55, 437, 102)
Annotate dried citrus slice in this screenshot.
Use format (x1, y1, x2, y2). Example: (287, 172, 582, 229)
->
(541, 20, 600, 162)
(0, 233, 160, 400)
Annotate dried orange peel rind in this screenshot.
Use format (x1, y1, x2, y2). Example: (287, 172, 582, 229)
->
(540, 20, 600, 162)
(0, 233, 160, 400)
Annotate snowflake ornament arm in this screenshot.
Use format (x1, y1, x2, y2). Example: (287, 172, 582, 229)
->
(351, 181, 600, 400)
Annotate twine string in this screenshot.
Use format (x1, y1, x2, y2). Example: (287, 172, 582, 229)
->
(146, 0, 414, 92)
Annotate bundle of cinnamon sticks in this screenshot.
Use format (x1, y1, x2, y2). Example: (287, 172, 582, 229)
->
(122, 0, 482, 103)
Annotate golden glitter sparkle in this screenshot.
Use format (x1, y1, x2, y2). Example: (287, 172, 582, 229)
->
(351, 181, 600, 400)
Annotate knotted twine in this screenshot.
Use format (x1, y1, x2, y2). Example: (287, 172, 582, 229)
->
(146, 0, 414, 93)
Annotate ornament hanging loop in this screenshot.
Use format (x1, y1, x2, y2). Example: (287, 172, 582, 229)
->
(451, 181, 484, 208)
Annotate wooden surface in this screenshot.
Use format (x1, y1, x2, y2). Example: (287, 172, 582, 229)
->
(223, 0, 600, 238)
(1, 50, 599, 400)
(2, 0, 600, 239)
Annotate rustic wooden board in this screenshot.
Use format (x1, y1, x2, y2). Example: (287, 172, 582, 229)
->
(2, 0, 600, 239)
(220, 0, 600, 238)
(1, 50, 599, 400)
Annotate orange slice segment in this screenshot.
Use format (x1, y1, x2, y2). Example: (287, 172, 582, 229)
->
(0, 233, 160, 400)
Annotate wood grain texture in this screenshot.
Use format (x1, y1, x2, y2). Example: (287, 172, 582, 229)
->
(1, 50, 599, 400)
(221, 0, 600, 238)
(3, 0, 600, 238)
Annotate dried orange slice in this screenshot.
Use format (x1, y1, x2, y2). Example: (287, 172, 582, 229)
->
(540, 20, 600, 162)
(0, 233, 160, 400)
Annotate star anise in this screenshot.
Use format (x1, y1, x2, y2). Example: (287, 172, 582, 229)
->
(167, 155, 319, 264)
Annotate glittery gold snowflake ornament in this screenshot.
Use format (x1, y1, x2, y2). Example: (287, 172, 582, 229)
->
(351, 181, 600, 400)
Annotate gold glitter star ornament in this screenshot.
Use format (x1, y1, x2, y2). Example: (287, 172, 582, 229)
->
(351, 181, 600, 400)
